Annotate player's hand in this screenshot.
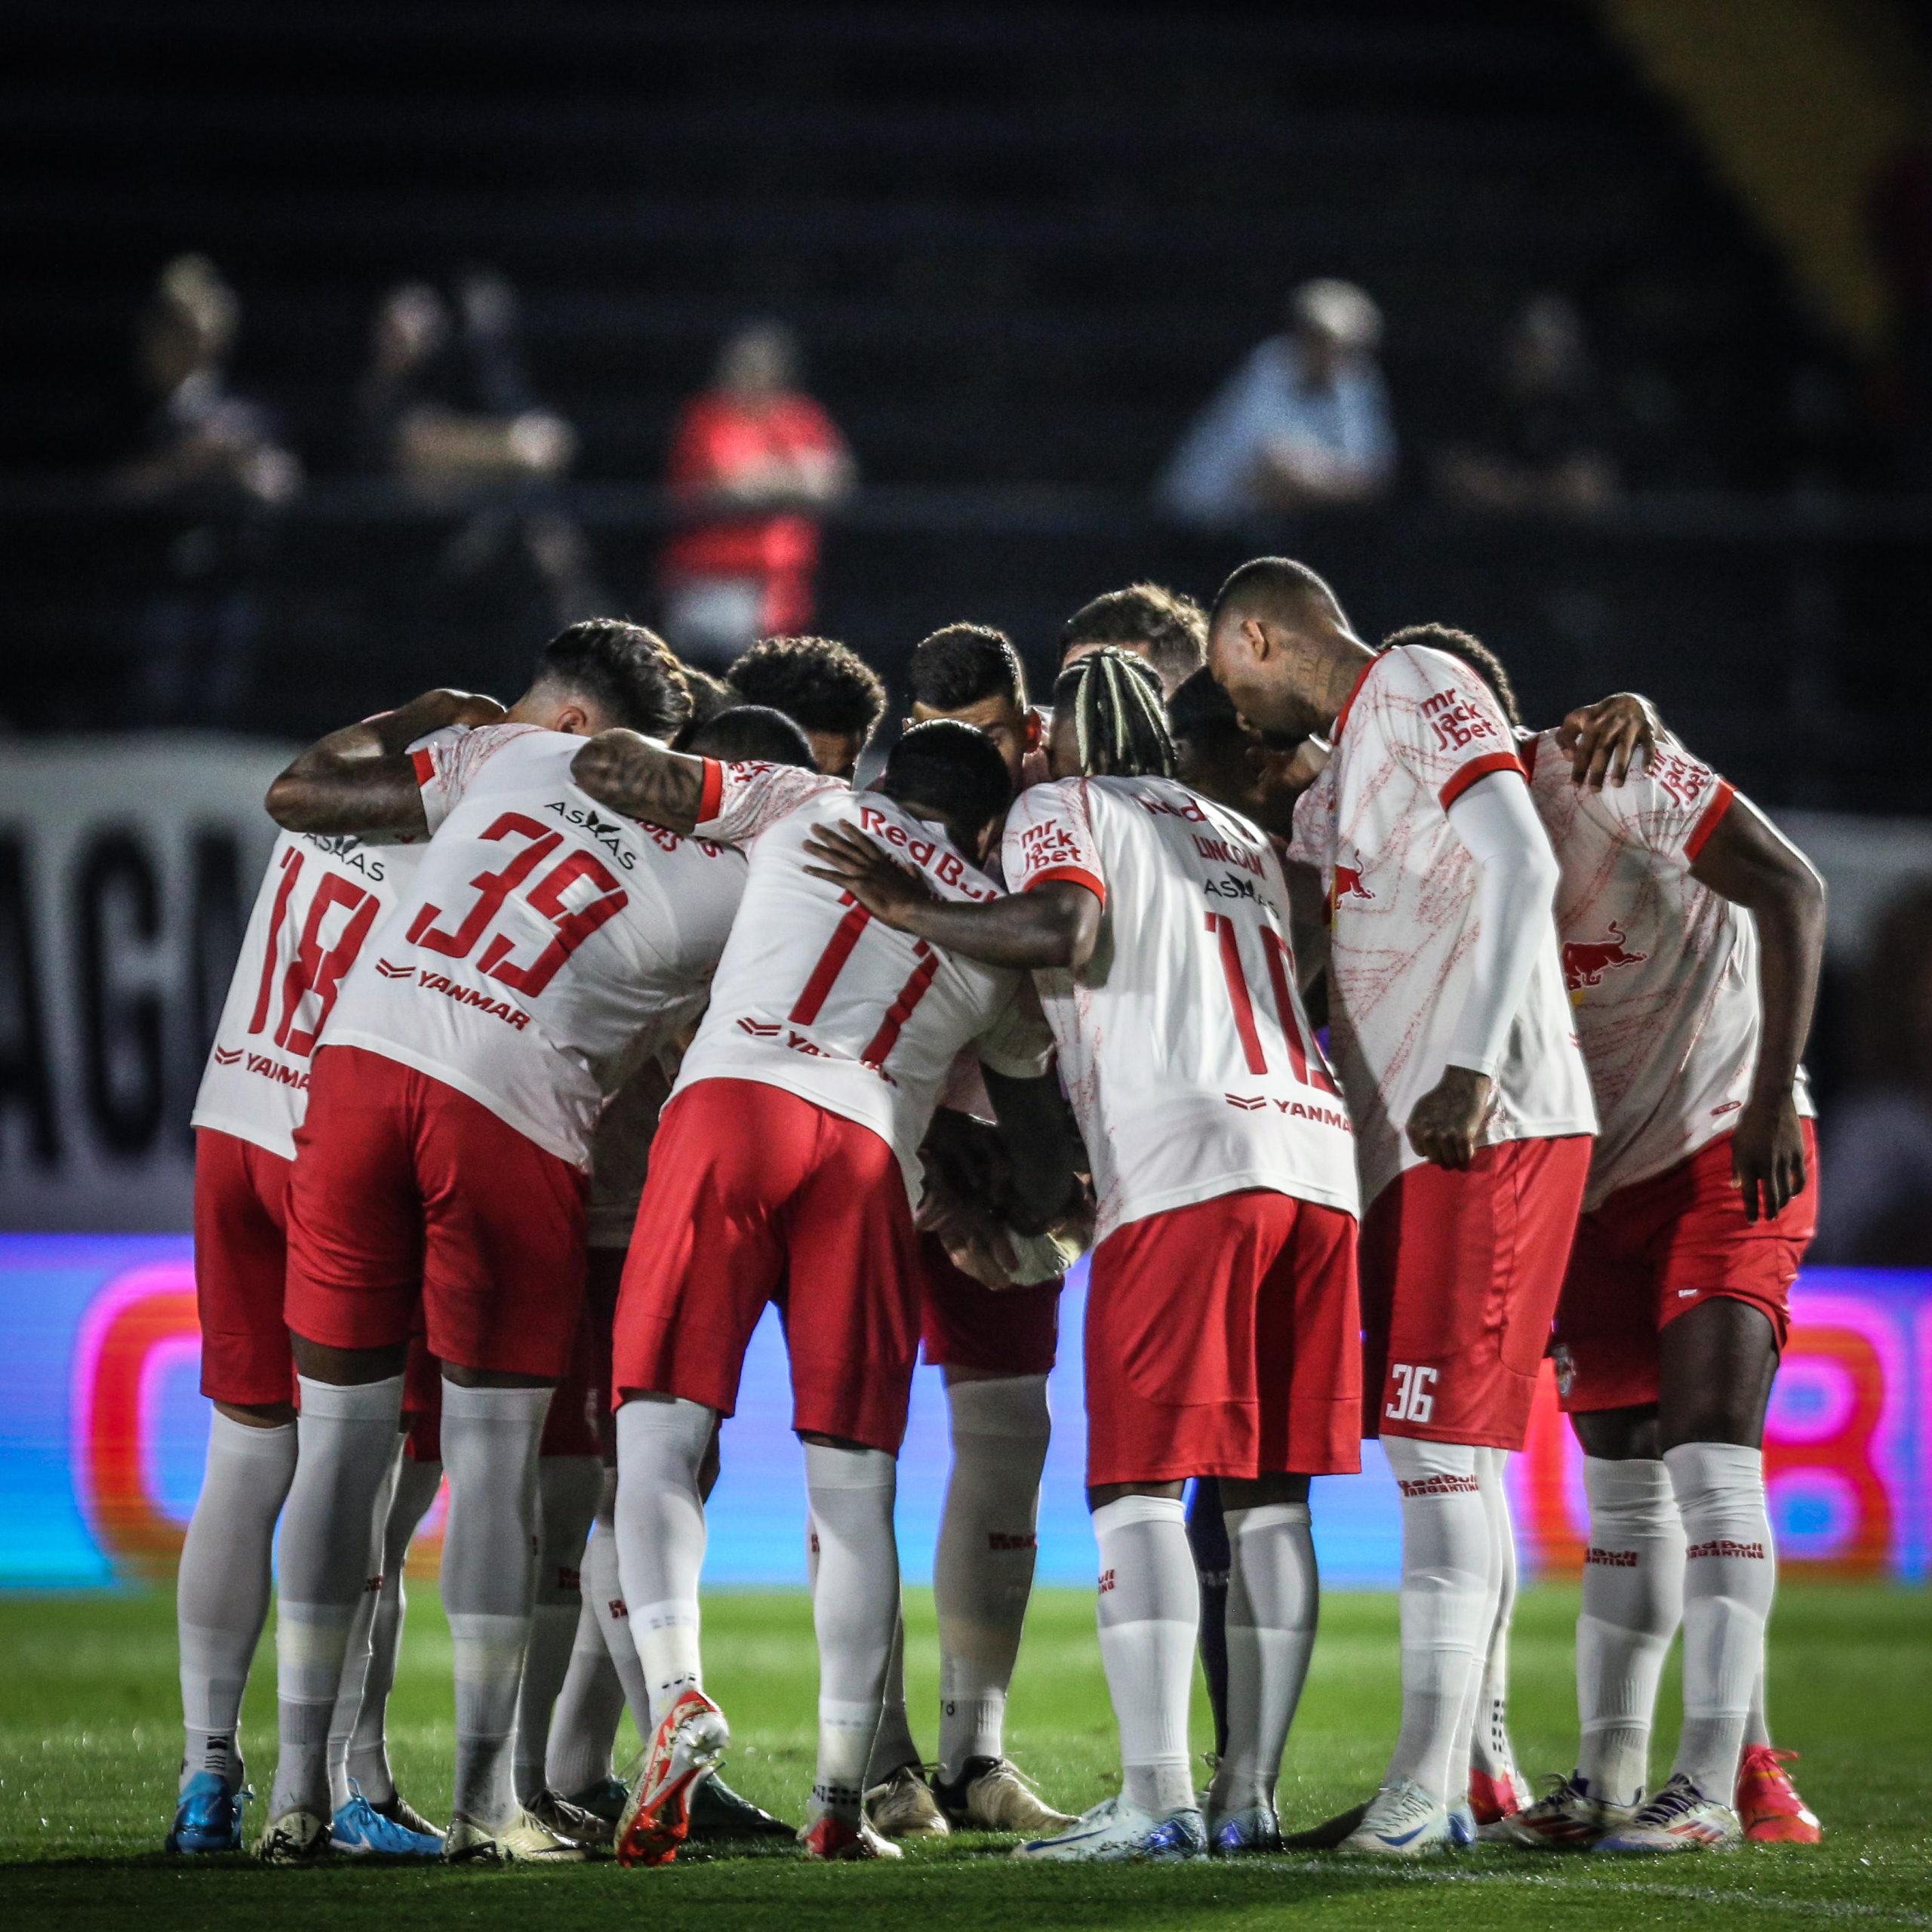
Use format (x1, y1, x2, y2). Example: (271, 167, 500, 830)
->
(801, 822, 935, 927)
(1405, 1065, 1495, 1170)
(1556, 692, 1661, 789)
(449, 691, 508, 728)
(1730, 1093, 1807, 1223)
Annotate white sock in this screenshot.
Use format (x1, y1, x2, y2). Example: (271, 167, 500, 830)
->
(1446, 1448, 1509, 1798)
(578, 1467, 655, 1743)
(1382, 1437, 1491, 1809)
(514, 1454, 604, 1804)
(439, 1380, 552, 1830)
(546, 1580, 629, 1797)
(613, 1397, 712, 1729)
(269, 1375, 405, 1821)
(863, 1610, 920, 1786)
(1666, 1441, 1774, 1801)
(1469, 1447, 1522, 1785)
(806, 1442, 901, 1824)
(1093, 1494, 1198, 1817)
(934, 1374, 1050, 1780)
(177, 1413, 297, 1793)
(326, 1435, 405, 1813)
(342, 1452, 442, 1808)
(1577, 1455, 1683, 1807)
(1210, 1502, 1318, 1815)
(1745, 1665, 1773, 1752)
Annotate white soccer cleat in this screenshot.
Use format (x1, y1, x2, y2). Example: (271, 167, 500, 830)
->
(1337, 1777, 1456, 1857)
(443, 1806, 590, 1863)
(866, 1763, 950, 1838)
(1594, 1773, 1743, 1854)
(931, 1756, 1074, 1836)
(1481, 1773, 1633, 1850)
(614, 1687, 731, 1867)
(1011, 1794, 1208, 1863)
(256, 1807, 331, 1865)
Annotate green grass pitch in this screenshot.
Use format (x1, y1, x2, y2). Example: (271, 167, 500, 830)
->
(2, 1583, 1927, 1930)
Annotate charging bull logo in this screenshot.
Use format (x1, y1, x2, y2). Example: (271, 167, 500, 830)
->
(1330, 862, 1374, 919)
(1563, 921, 1647, 993)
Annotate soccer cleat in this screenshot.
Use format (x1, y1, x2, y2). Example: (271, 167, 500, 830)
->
(443, 1807, 589, 1864)
(1337, 1777, 1455, 1857)
(524, 1787, 614, 1851)
(1012, 1795, 1208, 1863)
(1481, 1774, 1632, 1850)
(256, 1807, 331, 1865)
(329, 1789, 444, 1859)
(1468, 1763, 1532, 1825)
(1595, 1773, 1743, 1854)
(1207, 1801, 1281, 1856)
(167, 1772, 249, 1855)
(866, 1762, 950, 1838)
(1447, 1801, 1477, 1848)
(931, 1756, 1074, 1836)
(1735, 1746, 1821, 1844)
(800, 1812, 904, 1860)
(563, 1774, 630, 1826)
(614, 1687, 731, 1867)
(688, 1774, 796, 1840)
(371, 1791, 444, 1841)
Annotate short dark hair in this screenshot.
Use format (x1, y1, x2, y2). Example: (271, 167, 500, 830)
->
(681, 704, 817, 769)
(1053, 648, 1175, 779)
(1061, 583, 1206, 688)
(878, 719, 1014, 848)
(907, 623, 1027, 712)
(726, 635, 887, 743)
(1166, 666, 1244, 746)
(1383, 623, 1521, 730)
(674, 666, 737, 745)
(1210, 556, 1347, 635)
(534, 619, 691, 738)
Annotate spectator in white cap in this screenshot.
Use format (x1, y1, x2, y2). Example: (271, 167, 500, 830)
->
(1159, 278, 1397, 528)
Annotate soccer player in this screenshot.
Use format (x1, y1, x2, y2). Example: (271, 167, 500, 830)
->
(724, 632, 887, 778)
(1060, 582, 1208, 696)
(1208, 561, 1597, 1857)
(569, 718, 1071, 1864)
(806, 648, 1362, 1863)
(169, 684, 500, 1860)
(257, 620, 749, 1866)
(1410, 632, 1826, 1853)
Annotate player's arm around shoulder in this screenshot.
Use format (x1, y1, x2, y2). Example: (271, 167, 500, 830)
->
(1690, 790, 1826, 1223)
(266, 688, 504, 835)
(570, 730, 708, 834)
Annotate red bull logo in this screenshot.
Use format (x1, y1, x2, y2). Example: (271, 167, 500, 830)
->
(1562, 920, 1647, 993)
(1331, 863, 1374, 908)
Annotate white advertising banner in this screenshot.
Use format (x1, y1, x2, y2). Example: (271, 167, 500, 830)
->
(0, 735, 291, 1230)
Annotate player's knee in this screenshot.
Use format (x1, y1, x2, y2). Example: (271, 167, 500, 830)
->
(1571, 1404, 1659, 1461)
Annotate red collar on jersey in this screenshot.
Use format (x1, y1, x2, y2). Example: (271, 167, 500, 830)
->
(1330, 649, 1383, 743)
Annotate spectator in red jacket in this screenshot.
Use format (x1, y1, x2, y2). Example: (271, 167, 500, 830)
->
(659, 321, 855, 666)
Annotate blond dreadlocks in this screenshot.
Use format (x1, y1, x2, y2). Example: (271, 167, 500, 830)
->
(1052, 646, 1177, 779)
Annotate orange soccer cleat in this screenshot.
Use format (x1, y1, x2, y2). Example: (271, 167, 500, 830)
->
(614, 1688, 731, 1868)
(1735, 1745, 1822, 1844)
(1468, 1764, 1533, 1826)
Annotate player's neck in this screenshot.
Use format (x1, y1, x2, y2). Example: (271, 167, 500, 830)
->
(1315, 635, 1376, 733)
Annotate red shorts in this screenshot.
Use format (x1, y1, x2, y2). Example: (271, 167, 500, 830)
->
(1552, 1123, 1819, 1414)
(611, 1078, 924, 1455)
(194, 1128, 295, 1407)
(285, 1045, 588, 1380)
(1361, 1135, 1591, 1451)
(1084, 1189, 1361, 1488)
(919, 1235, 1060, 1376)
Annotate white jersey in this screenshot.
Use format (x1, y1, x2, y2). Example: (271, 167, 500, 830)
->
(1289, 645, 1595, 1204)
(192, 828, 429, 1161)
(1523, 730, 1813, 1208)
(675, 761, 1053, 1204)
(1004, 774, 1359, 1242)
(326, 724, 746, 1167)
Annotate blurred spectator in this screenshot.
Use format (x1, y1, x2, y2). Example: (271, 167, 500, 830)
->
(355, 275, 598, 623)
(1814, 883, 1932, 1266)
(1433, 293, 1620, 513)
(659, 321, 856, 667)
(1158, 279, 1396, 529)
(112, 254, 300, 724)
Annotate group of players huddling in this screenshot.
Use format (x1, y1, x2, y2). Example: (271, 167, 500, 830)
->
(168, 559, 1827, 1870)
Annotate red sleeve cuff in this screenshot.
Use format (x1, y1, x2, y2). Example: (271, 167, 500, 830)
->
(1683, 779, 1737, 861)
(1023, 864, 1106, 908)
(697, 757, 724, 825)
(1439, 751, 1526, 811)
(411, 747, 435, 789)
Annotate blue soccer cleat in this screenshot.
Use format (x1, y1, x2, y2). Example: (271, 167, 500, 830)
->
(165, 1772, 249, 1855)
(330, 1786, 445, 1859)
